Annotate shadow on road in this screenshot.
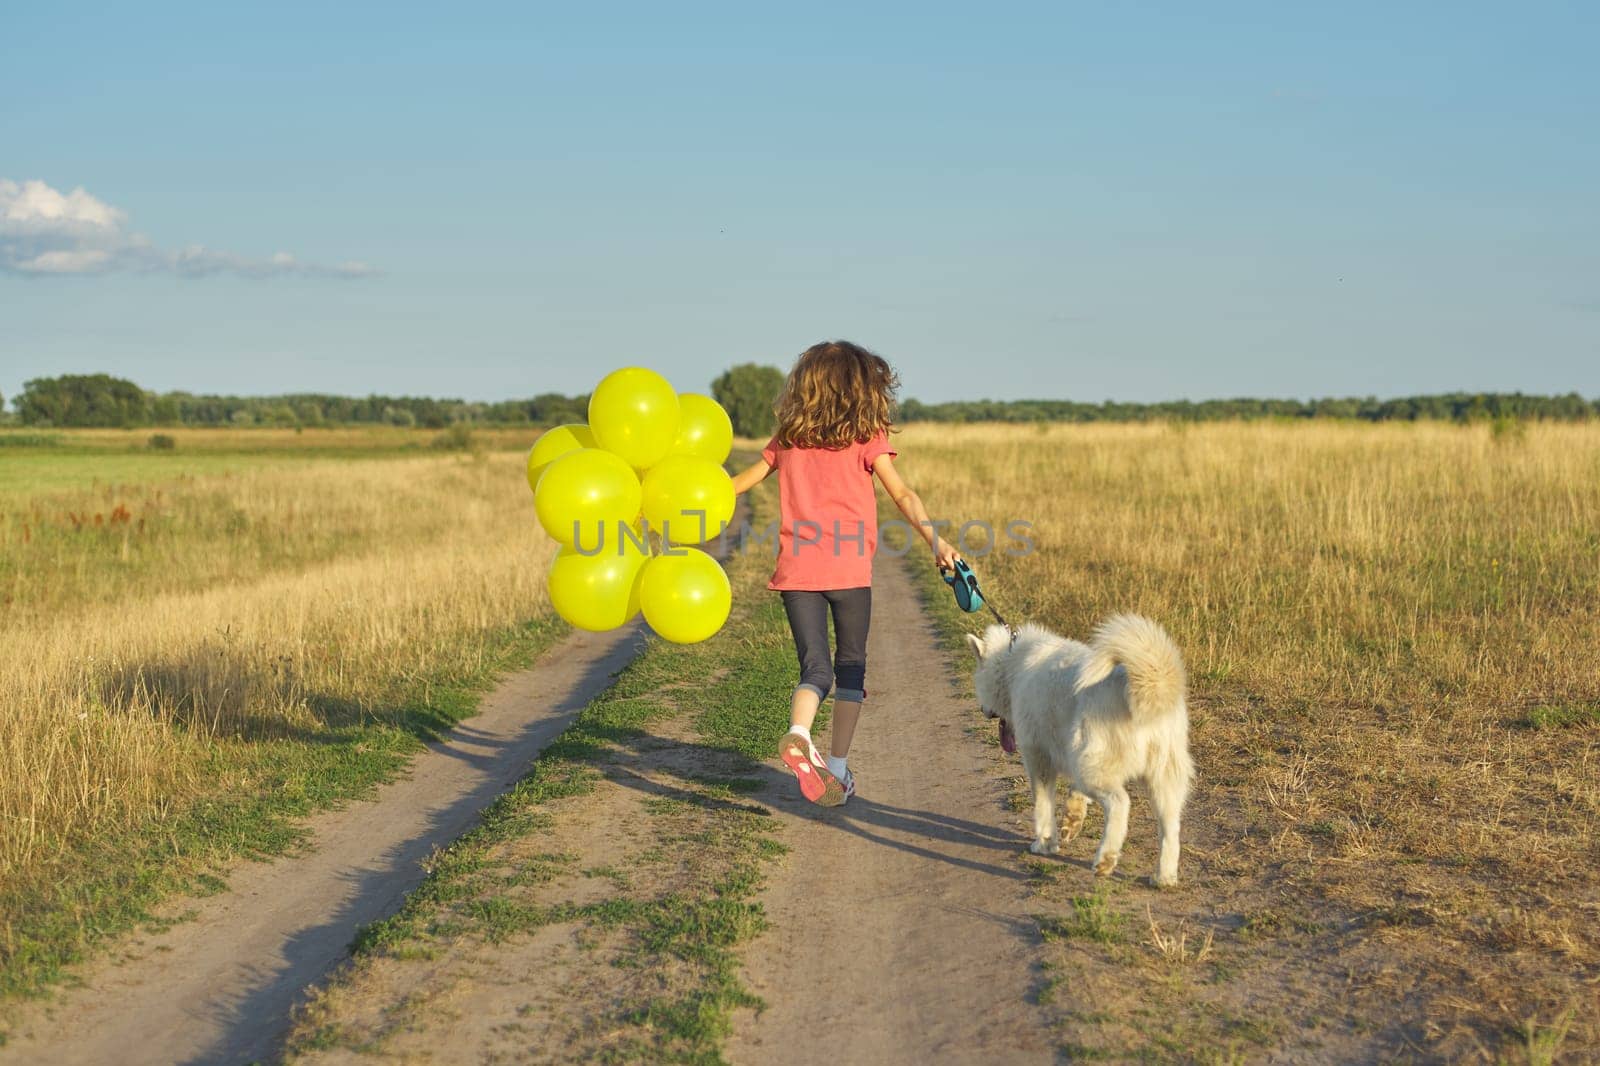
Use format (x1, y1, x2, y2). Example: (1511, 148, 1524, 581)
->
(180, 625, 648, 1066)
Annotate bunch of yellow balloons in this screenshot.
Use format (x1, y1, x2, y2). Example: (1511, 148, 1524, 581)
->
(525, 367, 737, 644)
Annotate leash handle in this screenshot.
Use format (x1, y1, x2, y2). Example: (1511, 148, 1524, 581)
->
(939, 559, 983, 612)
(939, 559, 1016, 641)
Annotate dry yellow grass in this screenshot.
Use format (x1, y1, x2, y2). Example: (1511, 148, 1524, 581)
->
(893, 420, 1600, 1059)
(895, 419, 1600, 710)
(0, 450, 556, 890)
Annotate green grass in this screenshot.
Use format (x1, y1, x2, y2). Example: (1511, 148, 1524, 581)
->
(0, 614, 566, 1016)
(0, 425, 532, 498)
(1036, 888, 1130, 946)
(693, 594, 822, 758)
(1516, 1004, 1576, 1066)
(0, 450, 304, 498)
(1522, 703, 1600, 730)
(1035, 959, 1066, 1006)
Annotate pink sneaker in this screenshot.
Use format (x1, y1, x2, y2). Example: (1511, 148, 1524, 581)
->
(778, 731, 845, 807)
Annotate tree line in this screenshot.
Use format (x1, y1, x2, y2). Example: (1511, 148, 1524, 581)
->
(6, 374, 589, 430)
(898, 391, 1600, 424)
(6, 371, 1597, 435)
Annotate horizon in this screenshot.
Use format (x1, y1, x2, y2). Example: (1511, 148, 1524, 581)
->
(5, 4, 1598, 407)
(4, 369, 1595, 419)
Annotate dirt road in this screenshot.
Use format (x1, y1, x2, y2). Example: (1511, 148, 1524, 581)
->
(4, 549, 1058, 1065)
(289, 551, 1056, 1065)
(726, 554, 1053, 1064)
(0, 622, 648, 1066)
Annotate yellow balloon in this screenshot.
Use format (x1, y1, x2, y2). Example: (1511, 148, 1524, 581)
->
(640, 548, 732, 644)
(640, 455, 736, 545)
(669, 393, 734, 464)
(525, 423, 597, 493)
(533, 448, 641, 547)
(546, 529, 650, 631)
(589, 367, 681, 469)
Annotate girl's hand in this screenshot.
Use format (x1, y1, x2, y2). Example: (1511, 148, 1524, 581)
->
(934, 538, 961, 571)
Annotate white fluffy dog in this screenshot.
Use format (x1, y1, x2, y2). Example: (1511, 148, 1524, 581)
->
(967, 615, 1194, 886)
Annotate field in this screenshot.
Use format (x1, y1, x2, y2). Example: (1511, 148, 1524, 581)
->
(2, 419, 1596, 1061)
(0, 426, 558, 997)
(0, 425, 544, 498)
(892, 420, 1599, 1059)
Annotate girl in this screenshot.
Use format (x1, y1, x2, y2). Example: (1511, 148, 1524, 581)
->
(731, 340, 959, 806)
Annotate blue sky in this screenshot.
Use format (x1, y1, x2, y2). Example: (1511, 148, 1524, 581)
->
(3, 1, 1596, 405)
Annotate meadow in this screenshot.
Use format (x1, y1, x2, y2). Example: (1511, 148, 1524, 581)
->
(0, 424, 543, 498)
(0, 426, 558, 997)
(893, 420, 1599, 1059)
(3, 418, 1596, 1060)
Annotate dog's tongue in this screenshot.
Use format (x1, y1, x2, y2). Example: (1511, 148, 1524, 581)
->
(999, 719, 1017, 754)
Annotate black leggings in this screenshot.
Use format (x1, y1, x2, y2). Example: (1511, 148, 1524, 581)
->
(781, 587, 871, 703)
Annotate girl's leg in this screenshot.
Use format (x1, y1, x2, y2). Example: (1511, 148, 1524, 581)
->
(829, 701, 861, 758)
(824, 587, 872, 759)
(778, 591, 846, 806)
(780, 591, 833, 733)
(789, 685, 823, 735)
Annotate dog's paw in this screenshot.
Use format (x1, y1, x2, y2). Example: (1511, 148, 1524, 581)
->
(1062, 797, 1088, 842)
(1029, 838, 1060, 856)
(1149, 872, 1178, 889)
(1093, 852, 1120, 877)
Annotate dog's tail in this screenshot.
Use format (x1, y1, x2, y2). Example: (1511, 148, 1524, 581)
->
(1074, 614, 1187, 722)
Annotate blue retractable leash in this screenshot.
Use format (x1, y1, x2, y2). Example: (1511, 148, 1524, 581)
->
(940, 559, 1016, 639)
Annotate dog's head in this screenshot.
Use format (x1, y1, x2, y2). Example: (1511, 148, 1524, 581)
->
(965, 624, 1017, 753)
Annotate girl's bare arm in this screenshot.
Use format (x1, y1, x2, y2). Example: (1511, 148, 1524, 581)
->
(730, 458, 774, 496)
(871, 454, 961, 568)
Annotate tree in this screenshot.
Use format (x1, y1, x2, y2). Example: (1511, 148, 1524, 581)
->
(16, 374, 150, 427)
(150, 394, 181, 424)
(524, 392, 588, 426)
(712, 363, 785, 438)
(262, 403, 299, 426)
(410, 397, 449, 428)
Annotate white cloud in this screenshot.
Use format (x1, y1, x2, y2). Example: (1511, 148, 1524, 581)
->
(0, 178, 376, 279)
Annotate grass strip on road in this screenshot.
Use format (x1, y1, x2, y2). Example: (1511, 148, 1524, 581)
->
(287, 500, 810, 1064)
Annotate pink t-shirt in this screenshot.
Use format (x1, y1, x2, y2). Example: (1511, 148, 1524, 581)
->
(761, 431, 898, 591)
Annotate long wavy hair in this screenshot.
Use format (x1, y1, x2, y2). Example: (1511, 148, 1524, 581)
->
(772, 340, 899, 449)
